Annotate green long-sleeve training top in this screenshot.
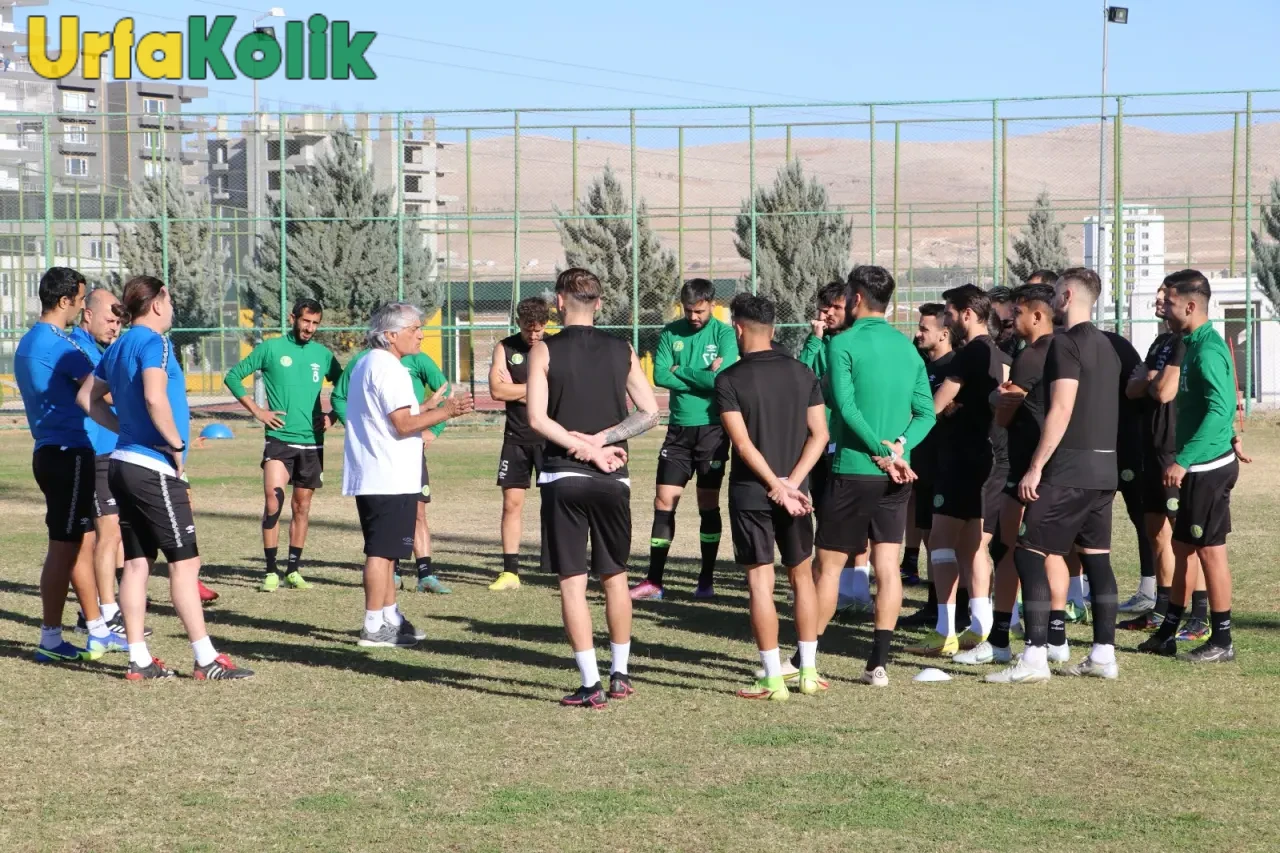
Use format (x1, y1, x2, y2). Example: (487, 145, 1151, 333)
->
(1175, 321, 1237, 468)
(330, 350, 451, 438)
(224, 334, 343, 444)
(652, 316, 739, 427)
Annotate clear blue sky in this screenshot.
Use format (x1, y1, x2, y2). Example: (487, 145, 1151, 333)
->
(20, 0, 1280, 114)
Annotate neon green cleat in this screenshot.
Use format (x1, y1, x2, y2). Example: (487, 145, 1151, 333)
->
(1065, 601, 1092, 624)
(417, 575, 452, 594)
(284, 571, 311, 590)
(737, 676, 790, 701)
(488, 571, 521, 591)
(905, 633, 960, 657)
(259, 572, 280, 592)
(958, 629, 989, 650)
(796, 667, 829, 695)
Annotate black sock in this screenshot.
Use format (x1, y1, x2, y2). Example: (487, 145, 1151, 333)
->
(989, 538, 1009, 568)
(1153, 604, 1185, 643)
(990, 611, 1013, 649)
(1013, 547, 1050, 647)
(286, 546, 303, 575)
(901, 547, 920, 574)
(1079, 552, 1117, 646)
(925, 580, 938, 613)
(1154, 585, 1171, 619)
(955, 586, 970, 634)
(697, 509, 721, 587)
(265, 547, 280, 577)
(1210, 609, 1232, 647)
(867, 629, 893, 670)
(789, 649, 800, 669)
(416, 556, 433, 581)
(502, 553, 520, 576)
(1191, 590, 1209, 621)
(1048, 610, 1067, 647)
(647, 510, 675, 586)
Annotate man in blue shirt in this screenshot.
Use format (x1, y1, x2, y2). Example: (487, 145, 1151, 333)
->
(16, 267, 123, 662)
(83, 275, 252, 681)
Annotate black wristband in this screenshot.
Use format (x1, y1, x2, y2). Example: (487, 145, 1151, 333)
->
(170, 443, 186, 453)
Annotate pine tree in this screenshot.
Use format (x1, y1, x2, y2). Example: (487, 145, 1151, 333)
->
(1250, 177, 1280, 313)
(116, 171, 230, 357)
(553, 165, 680, 338)
(735, 160, 851, 351)
(245, 130, 438, 343)
(1006, 190, 1070, 284)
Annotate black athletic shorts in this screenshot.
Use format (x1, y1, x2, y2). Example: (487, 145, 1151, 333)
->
(262, 437, 324, 490)
(1142, 450, 1180, 518)
(932, 445, 993, 522)
(1017, 483, 1114, 557)
(815, 474, 910, 555)
(1172, 455, 1238, 548)
(656, 424, 728, 489)
(982, 460, 1009, 536)
(729, 501, 814, 568)
(1116, 460, 1143, 522)
(33, 445, 95, 542)
(496, 441, 543, 490)
(109, 459, 200, 563)
(913, 477, 935, 530)
(355, 493, 417, 560)
(809, 448, 835, 514)
(93, 453, 118, 519)
(540, 475, 631, 578)
(418, 457, 432, 504)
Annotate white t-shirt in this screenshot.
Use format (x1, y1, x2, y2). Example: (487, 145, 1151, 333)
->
(342, 348, 423, 496)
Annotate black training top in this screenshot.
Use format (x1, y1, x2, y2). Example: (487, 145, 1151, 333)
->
(1041, 321, 1122, 490)
(715, 349, 824, 511)
(913, 349, 955, 482)
(499, 333, 540, 446)
(541, 326, 632, 481)
(1006, 333, 1053, 480)
(1104, 331, 1145, 479)
(1144, 331, 1185, 455)
(939, 334, 1002, 456)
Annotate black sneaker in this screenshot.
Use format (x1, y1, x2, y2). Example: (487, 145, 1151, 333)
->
(126, 658, 176, 681)
(897, 607, 937, 629)
(193, 654, 255, 680)
(106, 612, 153, 638)
(607, 672, 634, 699)
(1137, 635, 1177, 656)
(1181, 642, 1235, 664)
(560, 682, 607, 709)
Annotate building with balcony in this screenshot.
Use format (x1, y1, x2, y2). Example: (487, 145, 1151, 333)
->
(1084, 206, 1167, 312)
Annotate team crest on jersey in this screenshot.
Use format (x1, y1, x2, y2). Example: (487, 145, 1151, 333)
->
(510, 353, 524, 365)
(280, 355, 293, 367)
(672, 341, 685, 352)
(310, 362, 320, 382)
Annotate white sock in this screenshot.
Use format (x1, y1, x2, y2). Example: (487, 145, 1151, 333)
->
(610, 641, 630, 676)
(850, 565, 872, 602)
(760, 647, 782, 679)
(382, 605, 402, 627)
(1139, 576, 1156, 599)
(128, 641, 152, 667)
(101, 602, 120, 621)
(1010, 602, 1022, 629)
(574, 648, 600, 688)
(969, 596, 993, 637)
(86, 617, 110, 639)
(364, 610, 384, 633)
(40, 625, 62, 649)
(191, 635, 218, 667)
(935, 603, 955, 637)
(797, 639, 818, 670)
(1090, 643, 1116, 665)
(1022, 644, 1048, 669)
(1068, 575, 1086, 607)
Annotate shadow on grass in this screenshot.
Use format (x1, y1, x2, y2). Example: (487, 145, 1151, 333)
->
(199, 562, 362, 590)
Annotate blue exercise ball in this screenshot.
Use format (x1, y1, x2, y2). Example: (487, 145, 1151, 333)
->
(200, 423, 234, 440)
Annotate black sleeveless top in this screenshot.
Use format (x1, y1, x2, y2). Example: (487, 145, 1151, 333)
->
(542, 325, 631, 480)
(499, 333, 538, 445)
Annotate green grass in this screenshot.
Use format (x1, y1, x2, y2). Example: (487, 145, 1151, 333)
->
(1, 420, 1279, 852)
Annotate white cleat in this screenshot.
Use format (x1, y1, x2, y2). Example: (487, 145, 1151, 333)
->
(1048, 642, 1071, 663)
(1118, 591, 1157, 613)
(954, 641, 996, 665)
(859, 666, 889, 687)
(1062, 655, 1119, 680)
(992, 644, 1013, 664)
(984, 656, 1051, 684)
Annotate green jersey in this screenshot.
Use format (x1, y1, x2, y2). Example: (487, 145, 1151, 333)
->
(653, 316, 739, 427)
(826, 316, 936, 476)
(1174, 322, 1237, 468)
(224, 333, 343, 444)
(330, 349, 451, 438)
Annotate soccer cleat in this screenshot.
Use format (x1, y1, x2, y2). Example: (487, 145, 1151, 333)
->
(1118, 611, 1163, 632)
(1181, 643, 1235, 664)
(1119, 590, 1157, 613)
(736, 677, 790, 701)
(1048, 643, 1071, 663)
(958, 629, 988, 651)
(126, 658, 175, 681)
(796, 667, 829, 695)
(417, 575, 452, 594)
(488, 572, 521, 592)
(693, 583, 715, 600)
(984, 656, 1051, 684)
(1177, 618, 1211, 642)
(284, 571, 311, 590)
(607, 672, 635, 699)
(1064, 601, 1091, 624)
(259, 572, 280, 592)
(358, 624, 418, 648)
(753, 658, 800, 682)
(629, 580, 665, 601)
(860, 666, 889, 687)
(953, 641, 996, 665)
(897, 607, 937, 629)
(34, 640, 89, 664)
(992, 644, 1014, 664)
(86, 630, 128, 655)
(397, 618, 427, 642)
(105, 612, 152, 638)
(197, 581, 218, 603)
(193, 654, 255, 680)
(905, 633, 959, 658)
(837, 595, 873, 616)
(1062, 656, 1119, 679)
(1136, 635, 1177, 657)
(561, 682, 608, 709)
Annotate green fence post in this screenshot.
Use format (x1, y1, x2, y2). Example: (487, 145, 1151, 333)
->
(160, 118, 169, 284)
(892, 121, 900, 284)
(571, 125, 578, 210)
(630, 108, 639, 349)
(1244, 91, 1253, 412)
(869, 104, 877, 264)
(749, 106, 757, 294)
(708, 206, 714, 281)
(1001, 117, 1008, 284)
(42, 118, 53, 270)
(512, 111, 521, 325)
(466, 128, 475, 397)
(1185, 196, 1192, 266)
(678, 125, 684, 276)
(278, 112, 287, 333)
(908, 205, 914, 308)
(990, 100, 999, 287)
(1112, 97, 1123, 334)
(975, 203, 982, 285)
(1229, 113, 1239, 277)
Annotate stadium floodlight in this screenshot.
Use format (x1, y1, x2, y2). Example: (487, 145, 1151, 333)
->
(1107, 7, 1129, 24)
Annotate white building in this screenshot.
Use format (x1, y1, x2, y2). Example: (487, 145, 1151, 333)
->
(1085, 206, 1167, 312)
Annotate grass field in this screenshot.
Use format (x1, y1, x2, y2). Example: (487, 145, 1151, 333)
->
(1, 420, 1278, 853)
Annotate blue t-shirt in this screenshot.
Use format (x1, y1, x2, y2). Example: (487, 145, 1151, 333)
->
(96, 326, 189, 472)
(15, 322, 96, 450)
(69, 326, 118, 456)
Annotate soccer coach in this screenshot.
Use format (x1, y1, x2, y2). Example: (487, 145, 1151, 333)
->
(343, 303, 473, 647)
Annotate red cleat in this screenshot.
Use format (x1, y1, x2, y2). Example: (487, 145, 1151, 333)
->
(198, 580, 219, 603)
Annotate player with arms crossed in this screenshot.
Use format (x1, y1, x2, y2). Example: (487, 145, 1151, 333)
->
(527, 268, 660, 708)
(224, 298, 343, 592)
